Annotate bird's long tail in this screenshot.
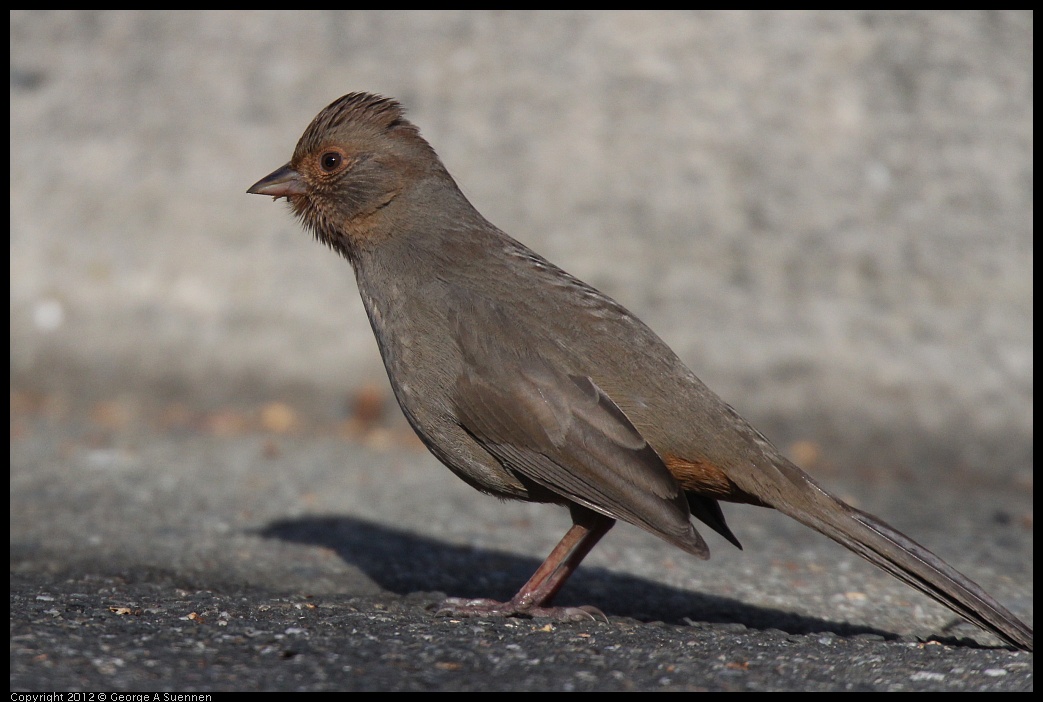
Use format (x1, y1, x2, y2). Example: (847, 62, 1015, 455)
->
(768, 466, 1032, 651)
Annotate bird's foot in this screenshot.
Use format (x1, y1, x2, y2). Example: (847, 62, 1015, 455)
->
(435, 597, 607, 623)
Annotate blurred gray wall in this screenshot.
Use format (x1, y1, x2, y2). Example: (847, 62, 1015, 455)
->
(9, 11, 1032, 479)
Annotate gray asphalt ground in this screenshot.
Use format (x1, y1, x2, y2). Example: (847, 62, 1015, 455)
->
(11, 11, 1032, 691)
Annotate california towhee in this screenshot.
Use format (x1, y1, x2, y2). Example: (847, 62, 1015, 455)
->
(249, 93, 1032, 650)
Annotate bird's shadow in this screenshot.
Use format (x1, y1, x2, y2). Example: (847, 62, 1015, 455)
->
(258, 514, 905, 642)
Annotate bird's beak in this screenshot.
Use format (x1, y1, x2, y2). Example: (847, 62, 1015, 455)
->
(247, 164, 307, 200)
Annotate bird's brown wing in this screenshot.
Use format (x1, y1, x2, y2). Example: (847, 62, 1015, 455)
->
(453, 357, 712, 558)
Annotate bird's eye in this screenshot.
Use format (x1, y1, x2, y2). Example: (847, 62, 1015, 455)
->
(320, 151, 343, 173)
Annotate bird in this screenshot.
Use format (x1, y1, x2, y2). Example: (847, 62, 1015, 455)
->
(248, 92, 1032, 651)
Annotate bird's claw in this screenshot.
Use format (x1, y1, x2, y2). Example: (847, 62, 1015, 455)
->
(435, 597, 608, 623)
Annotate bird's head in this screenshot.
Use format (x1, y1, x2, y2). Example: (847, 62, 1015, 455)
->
(248, 92, 447, 258)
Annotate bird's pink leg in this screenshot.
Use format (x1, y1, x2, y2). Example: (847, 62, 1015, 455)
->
(438, 509, 615, 620)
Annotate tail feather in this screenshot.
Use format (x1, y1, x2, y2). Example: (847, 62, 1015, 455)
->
(777, 490, 1032, 651)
